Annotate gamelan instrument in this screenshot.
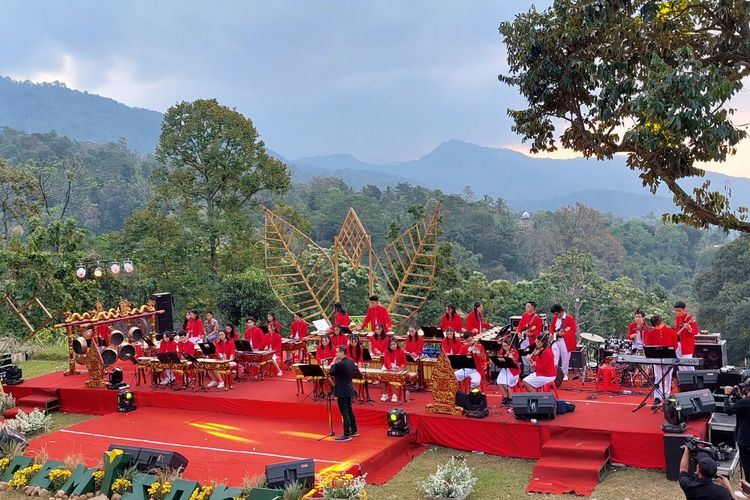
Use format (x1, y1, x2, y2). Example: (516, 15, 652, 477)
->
(236, 350, 275, 381)
(282, 339, 304, 351)
(193, 358, 232, 390)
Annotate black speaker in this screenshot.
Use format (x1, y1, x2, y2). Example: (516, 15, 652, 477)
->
(569, 346, 586, 370)
(0, 427, 28, 451)
(664, 433, 692, 480)
(512, 392, 557, 420)
(107, 444, 188, 472)
(677, 370, 719, 392)
(151, 293, 174, 334)
(694, 343, 726, 370)
(665, 389, 716, 425)
(265, 458, 315, 489)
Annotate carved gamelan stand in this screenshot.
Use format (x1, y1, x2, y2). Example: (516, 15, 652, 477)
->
(426, 353, 463, 415)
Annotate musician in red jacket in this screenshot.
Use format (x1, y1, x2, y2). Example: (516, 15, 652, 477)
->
(381, 338, 407, 403)
(465, 302, 491, 335)
(289, 312, 309, 362)
(208, 331, 236, 389)
(550, 304, 577, 380)
(523, 335, 557, 392)
(333, 303, 352, 328)
(438, 304, 464, 332)
(222, 323, 238, 341)
(496, 338, 521, 405)
(157, 333, 178, 385)
(316, 334, 336, 365)
(95, 323, 112, 345)
(330, 324, 349, 349)
(627, 308, 649, 350)
(674, 301, 699, 372)
(405, 326, 424, 358)
(361, 296, 393, 332)
(184, 311, 205, 344)
(175, 334, 196, 386)
(441, 328, 462, 356)
(645, 314, 679, 406)
(517, 301, 543, 346)
(455, 332, 485, 389)
(263, 322, 284, 377)
(244, 318, 265, 351)
(346, 334, 366, 366)
(369, 323, 389, 357)
(267, 312, 282, 336)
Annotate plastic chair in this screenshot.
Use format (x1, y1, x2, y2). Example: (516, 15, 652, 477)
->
(596, 365, 621, 393)
(541, 381, 560, 398)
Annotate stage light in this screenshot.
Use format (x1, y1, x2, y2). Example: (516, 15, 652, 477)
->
(123, 260, 134, 273)
(387, 408, 409, 437)
(110, 261, 121, 274)
(107, 367, 127, 390)
(118, 389, 136, 413)
(75, 264, 86, 279)
(93, 264, 104, 278)
(2, 365, 23, 386)
(465, 388, 489, 418)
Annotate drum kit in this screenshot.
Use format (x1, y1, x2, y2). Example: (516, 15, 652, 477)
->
(578, 332, 646, 386)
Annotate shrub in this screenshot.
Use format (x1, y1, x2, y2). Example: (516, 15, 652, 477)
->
(419, 456, 476, 499)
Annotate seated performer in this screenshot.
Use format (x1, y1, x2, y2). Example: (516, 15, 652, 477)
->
(465, 302, 492, 335)
(290, 311, 309, 362)
(333, 302, 352, 329)
(549, 304, 577, 381)
(330, 324, 349, 349)
(361, 295, 393, 332)
(438, 304, 464, 332)
(381, 338, 407, 402)
(523, 335, 556, 392)
(267, 312, 283, 336)
(208, 330, 236, 389)
(315, 334, 337, 365)
(346, 334, 366, 366)
(158, 332, 178, 385)
(263, 322, 284, 376)
(223, 323, 238, 341)
(496, 338, 520, 405)
(184, 310, 205, 344)
(174, 333, 195, 385)
(627, 308, 649, 350)
(517, 301, 543, 347)
(244, 317, 265, 350)
(369, 323, 389, 357)
(645, 314, 678, 408)
(455, 332, 486, 389)
(441, 327, 462, 355)
(674, 301, 699, 372)
(405, 326, 424, 358)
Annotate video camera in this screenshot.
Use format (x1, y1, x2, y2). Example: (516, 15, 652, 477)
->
(684, 437, 733, 464)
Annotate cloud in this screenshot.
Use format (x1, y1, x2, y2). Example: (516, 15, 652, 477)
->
(9, 53, 78, 88)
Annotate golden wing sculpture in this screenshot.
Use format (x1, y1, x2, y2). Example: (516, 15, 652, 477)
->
(334, 208, 379, 296)
(264, 209, 336, 323)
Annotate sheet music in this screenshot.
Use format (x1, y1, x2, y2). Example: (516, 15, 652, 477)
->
(312, 319, 331, 332)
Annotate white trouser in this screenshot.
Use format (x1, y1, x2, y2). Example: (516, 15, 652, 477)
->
(653, 364, 673, 400)
(455, 368, 481, 388)
(552, 341, 570, 375)
(676, 346, 695, 372)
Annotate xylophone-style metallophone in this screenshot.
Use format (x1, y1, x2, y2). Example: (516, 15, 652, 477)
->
(236, 350, 275, 380)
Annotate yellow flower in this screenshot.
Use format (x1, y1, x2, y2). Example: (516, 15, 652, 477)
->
(107, 449, 124, 463)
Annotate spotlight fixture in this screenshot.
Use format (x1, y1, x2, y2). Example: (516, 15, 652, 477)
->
(387, 408, 410, 437)
(107, 367, 127, 390)
(465, 388, 489, 418)
(110, 261, 121, 274)
(117, 389, 136, 412)
(123, 260, 134, 273)
(93, 263, 104, 278)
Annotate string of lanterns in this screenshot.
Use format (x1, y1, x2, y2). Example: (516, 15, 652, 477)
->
(76, 260, 135, 279)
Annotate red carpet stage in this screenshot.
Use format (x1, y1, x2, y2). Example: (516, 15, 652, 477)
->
(6, 362, 708, 491)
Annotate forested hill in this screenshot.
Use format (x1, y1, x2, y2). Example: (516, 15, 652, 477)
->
(0, 77, 162, 154)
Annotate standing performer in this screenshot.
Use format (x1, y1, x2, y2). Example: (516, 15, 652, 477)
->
(627, 309, 649, 350)
(330, 345, 359, 442)
(455, 332, 485, 389)
(517, 301, 543, 348)
(674, 301, 699, 372)
(438, 304, 464, 332)
(549, 304, 577, 381)
(361, 296, 393, 332)
(523, 335, 557, 392)
(405, 326, 424, 358)
(441, 328, 462, 355)
(333, 302, 352, 328)
(496, 338, 520, 405)
(645, 315, 678, 409)
(465, 302, 491, 335)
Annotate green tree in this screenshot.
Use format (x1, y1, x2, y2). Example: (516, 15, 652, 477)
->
(499, 0, 750, 232)
(216, 267, 285, 327)
(154, 99, 291, 281)
(0, 159, 38, 247)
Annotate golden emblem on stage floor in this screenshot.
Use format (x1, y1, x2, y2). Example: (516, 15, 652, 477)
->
(426, 353, 463, 415)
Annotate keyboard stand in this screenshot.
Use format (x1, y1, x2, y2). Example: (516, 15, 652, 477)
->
(632, 362, 673, 413)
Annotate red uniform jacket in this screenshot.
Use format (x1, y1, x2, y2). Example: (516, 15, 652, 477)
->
(334, 312, 351, 328)
(369, 335, 389, 356)
(361, 305, 392, 332)
(346, 344, 365, 364)
(465, 311, 490, 334)
(185, 318, 204, 338)
(441, 338, 462, 356)
(264, 332, 283, 358)
(215, 340, 236, 360)
(551, 313, 578, 352)
(267, 320, 282, 336)
(459, 343, 486, 377)
(675, 314, 699, 356)
(531, 347, 556, 377)
(627, 322, 649, 342)
(438, 314, 464, 332)
(159, 339, 178, 353)
(517, 311, 543, 345)
(645, 325, 679, 350)
(244, 327, 265, 350)
(291, 320, 308, 340)
(330, 334, 348, 349)
(383, 348, 407, 370)
(95, 324, 112, 344)
(500, 348, 521, 376)
(405, 336, 424, 356)
(316, 343, 336, 363)
(177, 340, 195, 356)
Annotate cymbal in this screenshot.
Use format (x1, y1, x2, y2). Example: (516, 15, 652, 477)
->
(580, 332, 605, 343)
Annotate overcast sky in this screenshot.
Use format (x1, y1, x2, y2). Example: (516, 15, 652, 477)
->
(1, 0, 748, 177)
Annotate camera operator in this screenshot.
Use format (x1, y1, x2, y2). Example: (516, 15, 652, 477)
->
(678, 444, 733, 499)
(725, 380, 750, 479)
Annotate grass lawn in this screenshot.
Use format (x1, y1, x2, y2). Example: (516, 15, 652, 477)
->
(16, 342, 70, 380)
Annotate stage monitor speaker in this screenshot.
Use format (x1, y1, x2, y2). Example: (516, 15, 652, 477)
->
(150, 293, 174, 334)
(107, 444, 188, 472)
(569, 346, 586, 370)
(664, 433, 692, 480)
(677, 370, 719, 393)
(668, 389, 716, 423)
(265, 458, 315, 489)
(694, 342, 727, 370)
(0, 427, 28, 451)
(511, 392, 556, 420)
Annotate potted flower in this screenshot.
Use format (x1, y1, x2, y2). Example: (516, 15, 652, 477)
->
(319, 471, 368, 499)
(419, 456, 476, 500)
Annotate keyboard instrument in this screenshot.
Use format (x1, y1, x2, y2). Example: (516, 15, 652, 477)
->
(615, 355, 703, 367)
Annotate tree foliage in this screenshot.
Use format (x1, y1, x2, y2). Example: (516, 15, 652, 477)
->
(499, 0, 750, 232)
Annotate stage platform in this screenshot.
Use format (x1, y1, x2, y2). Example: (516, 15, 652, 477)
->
(5, 362, 708, 485)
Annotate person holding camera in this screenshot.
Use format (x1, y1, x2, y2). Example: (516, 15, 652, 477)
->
(725, 382, 750, 479)
(678, 445, 734, 499)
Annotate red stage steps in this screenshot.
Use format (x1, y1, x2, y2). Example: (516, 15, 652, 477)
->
(527, 429, 611, 496)
(3, 388, 59, 419)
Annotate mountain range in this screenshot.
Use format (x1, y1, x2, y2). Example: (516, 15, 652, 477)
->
(1, 75, 748, 218)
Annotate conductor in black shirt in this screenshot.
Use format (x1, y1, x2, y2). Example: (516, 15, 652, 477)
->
(330, 345, 358, 442)
(725, 381, 750, 478)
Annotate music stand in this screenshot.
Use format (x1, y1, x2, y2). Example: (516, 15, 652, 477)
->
(479, 339, 501, 353)
(448, 355, 476, 371)
(234, 340, 252, 352)
(298, 364, 327, 402)
(421, 326, 443, 339)
(339, 326, 353, 335)
(363, 349, 373, 362)
(259, 325, 269, 334)
(489, 356, 519, 371)
(156, 352, 181, 363)
(632, 346, 678, 414)
(183, 353, 198, 363)
(198, 342, 216, 356)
